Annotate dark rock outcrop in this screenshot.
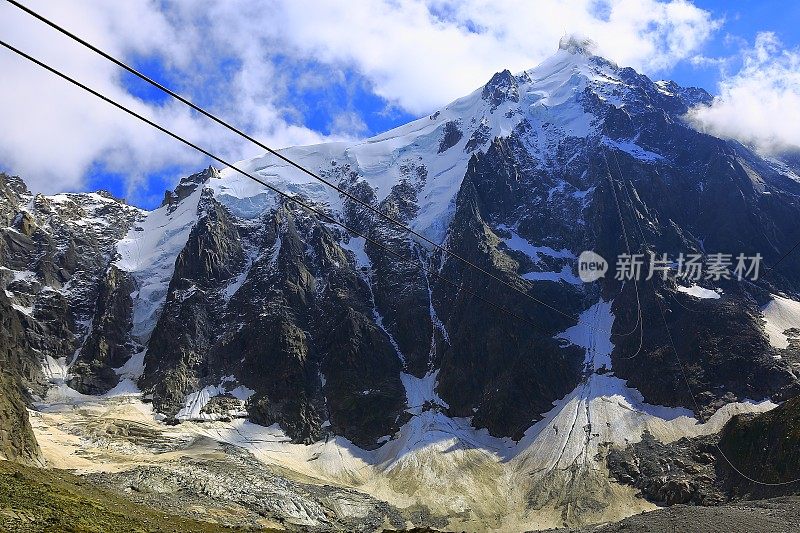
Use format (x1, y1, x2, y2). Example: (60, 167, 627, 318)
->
(718, 396, 800, 498)
(607, 431, 725, 506)
(161, 166, 218, 211)
(69, 265, 137, 394)
(608, 397, 800, 506)
(482, 69, 519, 110)
(438, 121, 463, 153)
(0, 291, 41, 465)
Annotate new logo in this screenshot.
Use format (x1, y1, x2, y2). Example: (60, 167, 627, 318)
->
(578, 251, 608, 282)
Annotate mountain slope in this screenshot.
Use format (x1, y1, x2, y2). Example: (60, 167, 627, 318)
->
(1, 38, 800, 529)
(719, 395, 800, 497)
(0, 460, 245, 532)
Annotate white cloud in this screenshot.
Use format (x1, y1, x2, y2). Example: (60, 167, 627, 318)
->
(273, 0, 719, 114)
(0, 0, 720, 201)
(329, 111, 369, 137)
(689, 32, 800, 152)
(0, 0, 330, 201)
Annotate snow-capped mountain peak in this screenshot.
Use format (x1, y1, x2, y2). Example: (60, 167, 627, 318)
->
(2, 43, 799, 531)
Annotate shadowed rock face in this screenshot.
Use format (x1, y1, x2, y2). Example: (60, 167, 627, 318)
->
(718, 395, 800, 498)
(0, 292, 41, 465)
(69, 265, 136, 394)
(137, 188, 410, 446)
(433, 163, 584, 438)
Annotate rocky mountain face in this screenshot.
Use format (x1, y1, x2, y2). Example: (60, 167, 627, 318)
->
(719, 395, 800, 497)
(607, 396, 800, 506)
(0, 172, 140, 462)
(0, 293, 40, 465)
(1, 38, 799, 525)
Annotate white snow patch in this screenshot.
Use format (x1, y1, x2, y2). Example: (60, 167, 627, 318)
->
(339, 236, 370, 270)
(175, 385, 226, 421)
(42, 355, 69, 384)
(375, 411, 512, 473)
(654, 80, 675, 96)
(761, 295, 800, 350)
(521, 267, 582, 285)
(497, 225, 575, 263)
(11, 302, 33, 315)
(175, 378, 253, 421)
(229, 385, 256, 401)
(677, 284, 721, 300)
(222, 269, 248, 299)
(401, 371, 449, 415)
(215, 192, 277, 219)
(374, 305, 405, 365)
(41, 383, 92, 404)
(114, 350, 146, 381)
(496, 225, 579, 284)
(0, 267, 36, 284)
(104, 379, 141, 397)
(557, 300, 615, 372)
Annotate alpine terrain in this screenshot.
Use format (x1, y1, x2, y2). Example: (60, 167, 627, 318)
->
(1, 37, 800, 531)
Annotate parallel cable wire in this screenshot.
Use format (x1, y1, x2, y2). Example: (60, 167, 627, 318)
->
(7, 10, 800, 486)
(0, 39, 543, 333)
(766, 239, 800, 274)
(600, 153, 645, 356)
(9, 0, 800, 330)
(608, 149, 800, 487)
(4, 0, 583, 325)
(625, 153, 774, 315)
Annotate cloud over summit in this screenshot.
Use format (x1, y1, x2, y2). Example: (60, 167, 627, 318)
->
(0, 0, 770, 203)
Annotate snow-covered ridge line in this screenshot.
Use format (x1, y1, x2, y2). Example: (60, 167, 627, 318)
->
(206, 44, 640, 245)
(115, 185, 205, 343)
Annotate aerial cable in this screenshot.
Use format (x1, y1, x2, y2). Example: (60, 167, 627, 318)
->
(9, 0, 800, 337)
(607, 149, 800, 487)
(7, 1, 800, 487)
(766, 239, 800, 274)
(600, 152, 645, 359)
(0, 38, 544, 334)
(4, 0, 583, 326)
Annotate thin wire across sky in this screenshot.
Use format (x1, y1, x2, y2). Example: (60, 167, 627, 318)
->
(3, 0, 800, 488)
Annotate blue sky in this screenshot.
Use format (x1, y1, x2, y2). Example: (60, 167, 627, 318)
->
(88, 59, 419, 204)
(669, 0, 800, 90)
(1, 0, 799, 209)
